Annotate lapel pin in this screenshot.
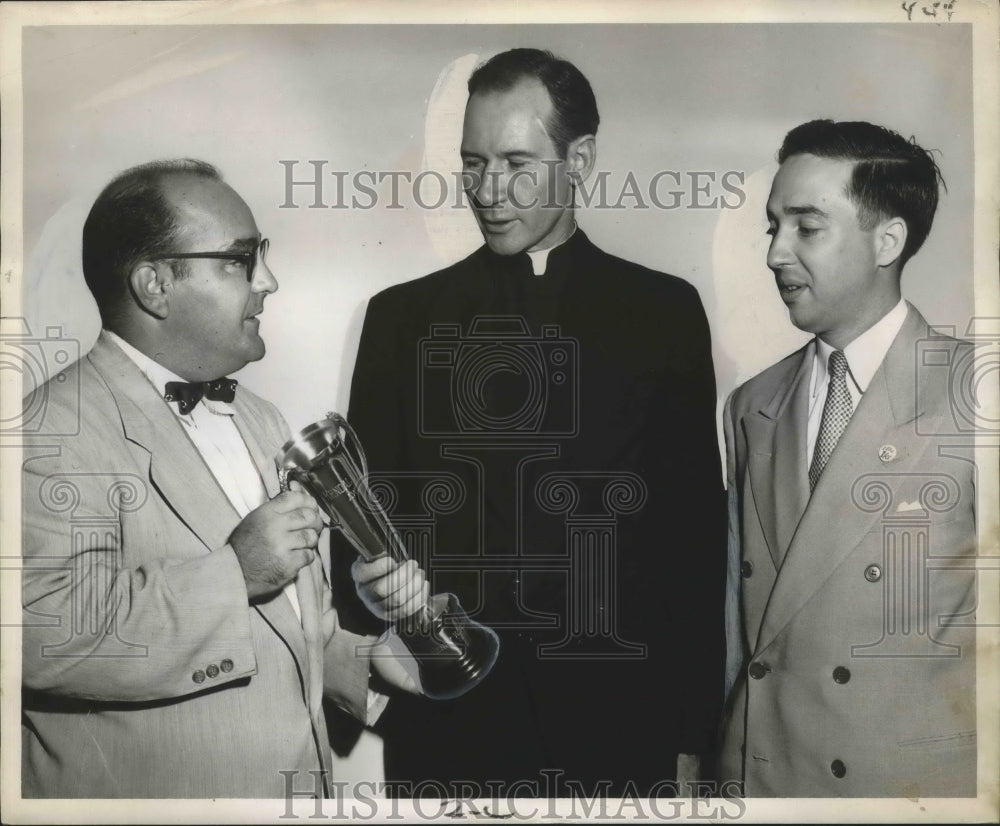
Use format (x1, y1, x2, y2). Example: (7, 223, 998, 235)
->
(878, 444, 897, 463)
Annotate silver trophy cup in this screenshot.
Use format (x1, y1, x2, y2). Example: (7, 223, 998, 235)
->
(276, 413, 499, 700)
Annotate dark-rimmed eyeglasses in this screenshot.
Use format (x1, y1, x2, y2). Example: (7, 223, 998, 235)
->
(153, 238, 270, 282)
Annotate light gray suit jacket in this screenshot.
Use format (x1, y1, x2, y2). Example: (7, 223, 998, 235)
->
(719, 304, 977, 797)
(22, 332, 373, 798)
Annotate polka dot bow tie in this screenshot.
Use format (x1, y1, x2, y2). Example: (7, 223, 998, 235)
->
(163, 378, 238, 414)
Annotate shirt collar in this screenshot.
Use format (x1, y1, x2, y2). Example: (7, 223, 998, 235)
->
(813, 298, 908, 395)
(526, 222, 577, 276)
(103, 330, 236, 419)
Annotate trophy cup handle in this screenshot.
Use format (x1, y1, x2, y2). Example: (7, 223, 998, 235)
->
(277, 466, 339, 531)
(329, 412, 369, 478)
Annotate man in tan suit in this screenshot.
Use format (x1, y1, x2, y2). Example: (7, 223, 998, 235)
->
(719, 120, 977, 796)
(21, 160, 428, 798)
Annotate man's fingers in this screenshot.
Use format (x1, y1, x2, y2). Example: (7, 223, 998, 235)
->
(271, 498, 322, 533)
(293, 528, 319, 550)
(293, 505, 323, 531)
(376, 560, 423, 601)
(351, 556, 431, 622)
(271, 489, 317, 513)
(376, 561, 427, 609)
(394, 560, 425, 600)
(393, 577, 430, 620)
(351, 554, 394, 584)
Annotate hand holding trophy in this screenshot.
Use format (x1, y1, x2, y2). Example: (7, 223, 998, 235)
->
(276, 413, 499, 700)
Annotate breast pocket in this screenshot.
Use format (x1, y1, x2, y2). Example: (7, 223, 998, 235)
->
(898, 730, 976, 753)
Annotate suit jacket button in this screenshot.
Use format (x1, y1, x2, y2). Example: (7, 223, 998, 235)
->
(741, 560, 753, 578)
(831, 759, 847, 778)
(220, 658, 234, 673)
(206, 663, 220, 679)
(748, 662, 767, 680)
(832, 666, 851, 684)
(192, 670, 206, 684)
(864, 564, 882, 582)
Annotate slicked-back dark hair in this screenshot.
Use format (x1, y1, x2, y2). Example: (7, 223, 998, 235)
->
(82, 159, 221, 321)
(467, 48, 599, 157)
(778, 119, 944, 268)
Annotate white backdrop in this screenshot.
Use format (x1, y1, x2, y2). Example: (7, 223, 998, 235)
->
(20, 23, 975, 434)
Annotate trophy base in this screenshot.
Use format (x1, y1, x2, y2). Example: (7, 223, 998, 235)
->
(397, 592, 500, 701)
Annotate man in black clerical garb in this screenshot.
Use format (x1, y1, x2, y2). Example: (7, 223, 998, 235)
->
(336, 48, 726, 797)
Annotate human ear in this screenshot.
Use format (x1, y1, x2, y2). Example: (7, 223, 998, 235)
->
(875, 216, 907, 269)
(565, 134, 597, 186)
(128, 262, 171, 319)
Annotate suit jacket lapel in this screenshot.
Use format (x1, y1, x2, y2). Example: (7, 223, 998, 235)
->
(88, 334, 240, 553)
(755, 306, 927, 654)
(746, 342, 813, 571)
(230, 394, 314, 686)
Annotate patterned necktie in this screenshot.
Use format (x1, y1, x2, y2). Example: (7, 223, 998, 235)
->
(809, 350, 852, 490)
(163, 378, 238, 415)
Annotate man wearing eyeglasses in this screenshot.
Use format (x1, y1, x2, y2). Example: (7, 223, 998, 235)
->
(20, 159, 429, 798)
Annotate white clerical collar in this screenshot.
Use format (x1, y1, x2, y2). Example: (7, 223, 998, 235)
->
(813, 298, 908, 396)
(526, 223, 577, 276)
(103, 329, 235, 419)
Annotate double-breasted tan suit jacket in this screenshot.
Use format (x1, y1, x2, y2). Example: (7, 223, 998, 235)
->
(719, 305, 977, 797)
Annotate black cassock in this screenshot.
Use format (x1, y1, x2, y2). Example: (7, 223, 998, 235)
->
(333, 230, 726, 797)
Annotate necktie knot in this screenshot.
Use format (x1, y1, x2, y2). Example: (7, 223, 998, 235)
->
(164, 378, 237, 414)
(828, 349, 849, 380)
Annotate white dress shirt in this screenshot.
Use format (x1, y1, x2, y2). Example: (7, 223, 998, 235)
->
(806, 299, 909, 467)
